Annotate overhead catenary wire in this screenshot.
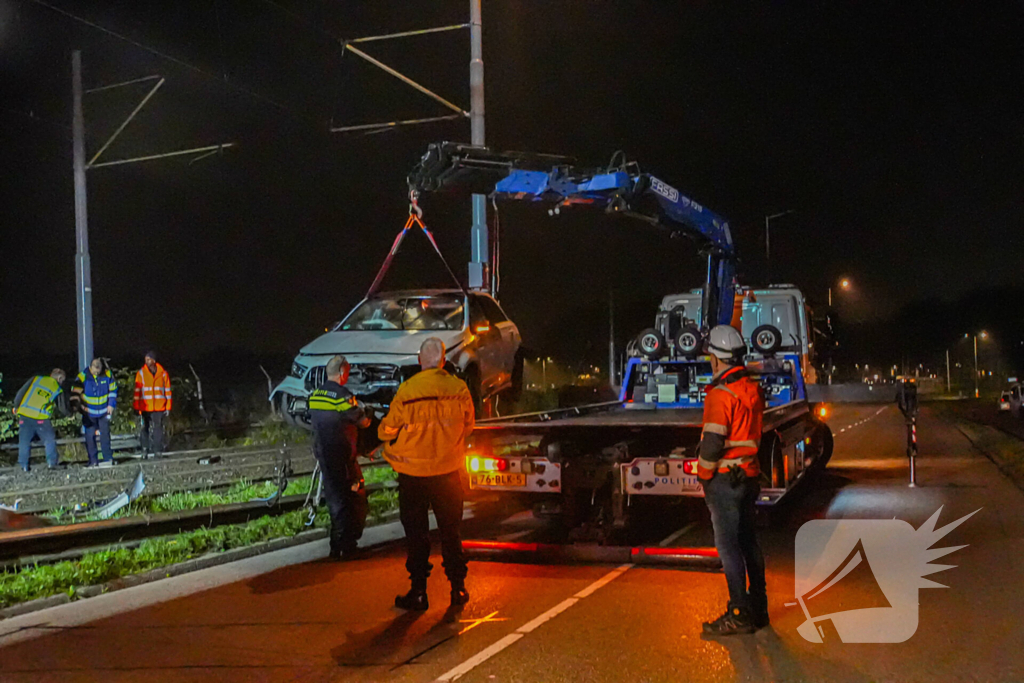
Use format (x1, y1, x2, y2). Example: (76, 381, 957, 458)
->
(330, 113, 464, 134)
(23, 0, 323, 127)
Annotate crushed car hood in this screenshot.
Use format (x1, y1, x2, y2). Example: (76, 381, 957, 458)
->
(299, 329, 465, 358)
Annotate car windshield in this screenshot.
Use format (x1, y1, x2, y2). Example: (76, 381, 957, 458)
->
(340, 295, 465, 331)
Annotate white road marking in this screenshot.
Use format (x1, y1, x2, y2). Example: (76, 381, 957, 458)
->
(436, 633, 524, 681)
(573, 564, 631, 599)
(434, 564, 633, 681)
(658, 522, 696, 547)
(516, 597, 579, 633)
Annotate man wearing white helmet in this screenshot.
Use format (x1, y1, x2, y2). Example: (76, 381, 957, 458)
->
(698, 324, 768, 635)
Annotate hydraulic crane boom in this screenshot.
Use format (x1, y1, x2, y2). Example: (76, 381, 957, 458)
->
(409, 142, 737, 329)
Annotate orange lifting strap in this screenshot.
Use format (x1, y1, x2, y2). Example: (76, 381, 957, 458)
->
(365, 191, 468, 298)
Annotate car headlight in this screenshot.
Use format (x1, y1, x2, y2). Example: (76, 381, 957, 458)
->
(290, 361, 308, 379)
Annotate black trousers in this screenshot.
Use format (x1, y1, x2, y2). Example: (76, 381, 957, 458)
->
(703, 474, 767, 611)
(139, 411, 164, 454)
(316, 452, 367, 553)
(398, 471, 466, 588)
(83, 414, 112, 464)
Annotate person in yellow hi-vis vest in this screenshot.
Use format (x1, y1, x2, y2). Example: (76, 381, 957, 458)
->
(12, 369, 68, 472)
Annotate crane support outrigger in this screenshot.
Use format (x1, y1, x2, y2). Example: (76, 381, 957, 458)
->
(409, 142, 833, 543)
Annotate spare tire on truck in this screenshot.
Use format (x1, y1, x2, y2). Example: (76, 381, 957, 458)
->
(751, 324, 783, 355)
(674, 325, 703, 359)
(636, 328, 667, 360)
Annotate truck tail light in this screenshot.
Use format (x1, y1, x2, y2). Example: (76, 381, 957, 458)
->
(467, 454, 508, 472)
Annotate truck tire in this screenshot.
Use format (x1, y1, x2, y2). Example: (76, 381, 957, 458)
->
(751, 324, 782, 355)
(636, 328, 666, 360)
(813, 421, 834, 470)
(674, 325, 703, 359)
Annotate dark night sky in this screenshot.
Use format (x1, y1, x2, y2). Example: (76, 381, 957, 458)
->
(2, 1, 1022, 369)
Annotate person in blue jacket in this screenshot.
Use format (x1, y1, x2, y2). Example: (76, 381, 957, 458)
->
(72, 358, 118, 468)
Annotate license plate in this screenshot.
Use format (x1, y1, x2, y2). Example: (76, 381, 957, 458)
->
(471, 473, 526, 487)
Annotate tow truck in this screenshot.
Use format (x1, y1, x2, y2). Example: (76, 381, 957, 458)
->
(409, 143, 833, 542)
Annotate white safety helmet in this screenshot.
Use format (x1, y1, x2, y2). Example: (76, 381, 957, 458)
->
(706, 325, 747, 361)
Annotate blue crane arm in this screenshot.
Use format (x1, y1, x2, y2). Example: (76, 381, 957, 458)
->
(494, 168, 735, 258)
(409, 142, 737, 327)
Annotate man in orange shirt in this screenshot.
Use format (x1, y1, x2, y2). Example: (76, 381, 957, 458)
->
(698, 325, 768, 636)
(379, 338, 475, 611)
(133, 351, 172, 457)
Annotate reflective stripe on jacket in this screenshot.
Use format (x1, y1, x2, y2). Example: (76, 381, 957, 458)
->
(309, 380, 365, 460)
(16, 376, 62, 420)
(74, 370, 118, 417)
(378, 368, 475, 477)
(698, 366, 764, 480)
(133, 363, 172, 412)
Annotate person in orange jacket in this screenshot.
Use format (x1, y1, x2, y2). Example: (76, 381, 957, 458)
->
(379, 337, 475, 611)
(133, 351, 172, 457)
(698, 325, 768, 636)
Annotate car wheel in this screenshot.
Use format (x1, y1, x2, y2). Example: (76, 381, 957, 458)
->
(674, 325, 703, 359)
(278, 394, 298, 428)
(751, 324, 782, 355)
(636, 328, 666, 360)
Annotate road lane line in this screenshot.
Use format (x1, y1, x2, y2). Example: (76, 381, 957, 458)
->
(516, 597, 579, 633)
(434, 563, 633, 681)
(435, 633, 524, 681)
(658, 523, 696, 547)
(573, 564, 631, 598)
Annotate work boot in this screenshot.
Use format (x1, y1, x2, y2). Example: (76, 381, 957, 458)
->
(394, 588, 429, 611)
(450, 581, 469, 607)
(328, 545, 363, 561)
(702, 603, 755, 636)
(749, 595, 770, 629)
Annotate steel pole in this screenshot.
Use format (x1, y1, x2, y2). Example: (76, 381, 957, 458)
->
(946, 348, 951, 393)
(72, 51, 94, 371)
(468, 0, 489, 292)
(974, 335, 979, 398)
(764, 214, 770, 284)
(609, 290, 617, 390)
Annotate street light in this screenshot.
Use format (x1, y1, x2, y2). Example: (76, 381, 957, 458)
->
(829, 277, 853, 307)
(967, 331, 989, 398)
(764, 210, 794, 284)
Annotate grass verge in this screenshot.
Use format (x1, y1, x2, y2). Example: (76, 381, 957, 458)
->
(0, 508, 327, 610)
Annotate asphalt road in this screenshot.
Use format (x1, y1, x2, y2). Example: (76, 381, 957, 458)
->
(2, 403, 1023, 682)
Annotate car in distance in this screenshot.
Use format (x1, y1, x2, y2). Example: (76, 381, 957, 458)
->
(271, 289, 522, 426)
(1000, 390, 1012, 411)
